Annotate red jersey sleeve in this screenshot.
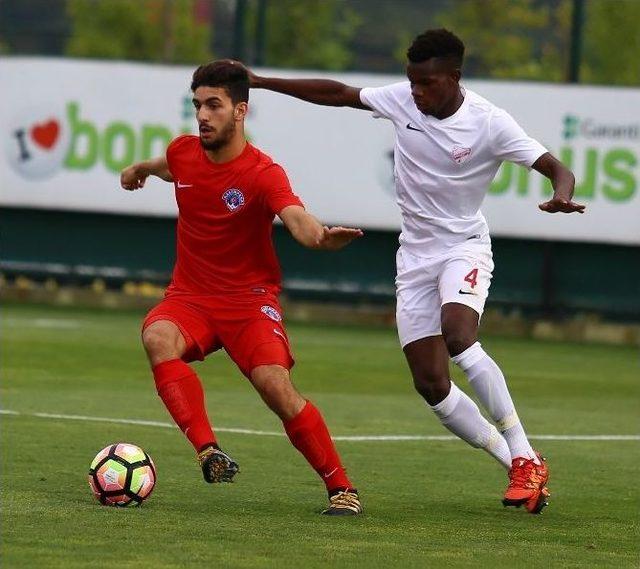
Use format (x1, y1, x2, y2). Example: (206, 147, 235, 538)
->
(256, 164, 304, 216)
(165, 134, 194, 178)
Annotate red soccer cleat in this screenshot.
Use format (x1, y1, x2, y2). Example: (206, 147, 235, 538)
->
(502, 451, 550, 514)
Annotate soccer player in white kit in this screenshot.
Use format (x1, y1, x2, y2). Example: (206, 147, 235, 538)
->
(244, 29, 585, 514)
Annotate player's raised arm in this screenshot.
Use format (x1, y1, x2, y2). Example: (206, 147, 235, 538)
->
(533, 153, 585, 214)
(120, 156, 173, 190)
(278, 205, 363, 250)
(230, 61, 367, 109)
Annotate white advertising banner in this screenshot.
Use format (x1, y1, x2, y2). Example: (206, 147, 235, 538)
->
(1, 57, 638, 245)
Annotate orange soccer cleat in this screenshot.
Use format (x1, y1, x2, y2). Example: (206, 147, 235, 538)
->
(502, 452, 550, 514)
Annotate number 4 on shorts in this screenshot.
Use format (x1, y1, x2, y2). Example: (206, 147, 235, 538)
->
(464, 268, 478, 289)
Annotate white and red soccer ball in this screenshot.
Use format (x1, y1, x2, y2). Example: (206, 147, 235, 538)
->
(88, 443, 156, 507)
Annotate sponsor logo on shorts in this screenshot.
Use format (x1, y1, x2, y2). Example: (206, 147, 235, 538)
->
(458, 289, 478, 296)
(261, 305, 282, 322)
(452, 146, 472, 164)
(222, 188, 245, 211)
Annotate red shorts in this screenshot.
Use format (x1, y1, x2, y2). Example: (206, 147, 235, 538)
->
(142, 291, 294, 378)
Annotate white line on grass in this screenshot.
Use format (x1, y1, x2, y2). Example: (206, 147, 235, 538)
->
(4, 317, 85, 329)
(33, 412, 284, 437)
(1, 409, 639, 441)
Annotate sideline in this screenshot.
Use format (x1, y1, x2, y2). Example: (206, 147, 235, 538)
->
(1, 409, 638, 442)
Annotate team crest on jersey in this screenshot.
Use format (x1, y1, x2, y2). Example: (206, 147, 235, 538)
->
(261, 305, 282, 322)
(451, 146, 472, 164)
(222, 188, 245, 211)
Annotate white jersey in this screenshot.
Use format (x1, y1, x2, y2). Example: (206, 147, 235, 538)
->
(360, 82, 547, 258)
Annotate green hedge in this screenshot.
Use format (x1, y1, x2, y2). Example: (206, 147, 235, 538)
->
(2, 207, 638, 320)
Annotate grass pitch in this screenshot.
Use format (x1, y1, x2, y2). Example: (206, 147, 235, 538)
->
(2, 303, 639, 568)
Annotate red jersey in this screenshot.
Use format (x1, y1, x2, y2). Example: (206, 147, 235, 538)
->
(164, 136, 303, 296)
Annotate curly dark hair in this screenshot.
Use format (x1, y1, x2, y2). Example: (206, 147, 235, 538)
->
(191, 60, 249, 104)
(407, 28, 464, 67)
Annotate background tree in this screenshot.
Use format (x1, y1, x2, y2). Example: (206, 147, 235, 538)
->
(433, 0, 570, 81)
(1, 0, 635, 85)
(259, 0, 360, 70)
(581, 0, 640, 85)
(65, 0, 212, 63)
(389, 0, 639, 86)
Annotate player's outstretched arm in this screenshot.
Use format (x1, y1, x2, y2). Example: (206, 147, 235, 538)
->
(252, 75, 369, 109)
(279, 206, 363, 250)
(224, 60, 368, 109)
(533, 153, 585, 214)
(120, 156, 173, 191)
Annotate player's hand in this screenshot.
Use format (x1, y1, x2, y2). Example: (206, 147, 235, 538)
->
(217, 59, 259, 87)
(246, 67, 260, 88)
(319, 226, 364, 250)
(538, 197, 585, 214)
(242, 64, 259, 87)
(120, 165, 148, 191)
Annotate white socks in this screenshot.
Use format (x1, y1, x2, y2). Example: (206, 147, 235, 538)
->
(452, 342, 538, 463)
(430, 381, 511, 470)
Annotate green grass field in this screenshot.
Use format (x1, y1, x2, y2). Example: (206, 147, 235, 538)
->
(2, 303, 639, 568)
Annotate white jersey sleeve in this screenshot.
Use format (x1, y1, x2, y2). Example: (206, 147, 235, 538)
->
(489, 108, 548, 168)
(360, 82, 408, 120)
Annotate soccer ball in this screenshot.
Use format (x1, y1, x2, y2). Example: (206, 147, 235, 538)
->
(88, 443, 156, 507)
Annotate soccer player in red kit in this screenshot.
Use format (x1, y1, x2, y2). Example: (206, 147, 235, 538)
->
(120, 61, 363, 515)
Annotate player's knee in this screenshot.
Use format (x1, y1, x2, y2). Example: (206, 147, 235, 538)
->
(262, 379, 288, 406)
(413, 373, 450, 406)
(142, 323, 183, 362)
(442, 329, 476, 358)
(253, 368, 290, 400)
(441, 309, 478, 357)
(250, 366, 303, 420)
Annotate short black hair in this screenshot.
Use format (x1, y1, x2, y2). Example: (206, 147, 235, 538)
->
(407, 28, 464, 68)
(191, 60, 249, 104)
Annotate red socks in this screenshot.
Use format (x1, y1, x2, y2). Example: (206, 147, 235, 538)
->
(284, 401, 352, 493)
(152, 359, 216, 452)
(153, 364, 351, 493)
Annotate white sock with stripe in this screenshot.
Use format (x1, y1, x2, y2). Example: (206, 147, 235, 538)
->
(430, 381, 511, 470)
(452, 342, 539, 464)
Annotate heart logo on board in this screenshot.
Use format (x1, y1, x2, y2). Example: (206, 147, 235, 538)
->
(31, 120, 60, 150)
(6, 106, 70, 180)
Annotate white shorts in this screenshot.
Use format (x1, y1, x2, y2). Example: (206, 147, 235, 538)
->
(395, 240, 494, 347)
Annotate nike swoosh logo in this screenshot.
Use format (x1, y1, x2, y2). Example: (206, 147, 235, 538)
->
(406, 123, 423, 132)
(458, 289, 477, 296)
(323, 467, 338, 479)
(176, 181, 193, 189)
